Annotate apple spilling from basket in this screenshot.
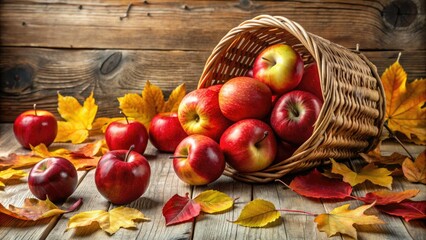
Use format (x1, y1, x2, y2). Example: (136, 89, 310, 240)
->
(172, 43, 323, 185)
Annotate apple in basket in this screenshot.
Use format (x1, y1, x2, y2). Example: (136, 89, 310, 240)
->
(219, 77, 272, 122)
(178, 88, 232, 142)
(296, 63, 323, 100)
(220, 119, 277, 173)
(270, 90, 322, 145)
(172, 134, 225, 185)
(149, 112, 188, 152)
(253, 43, 304, 95)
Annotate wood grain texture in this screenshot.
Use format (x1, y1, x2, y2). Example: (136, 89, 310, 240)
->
(0, 0, 424, 51)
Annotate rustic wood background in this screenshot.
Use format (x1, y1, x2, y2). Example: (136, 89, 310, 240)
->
(1, 0, 425, 122)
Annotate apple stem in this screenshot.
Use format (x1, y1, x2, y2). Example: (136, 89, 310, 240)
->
(169, 155, 187, 159)
(120, 111, 129, 124)
(33, 104, 37, 116)
(262, 57, 276, 66)
(255, 131, 269, 147)
(124, 145, 135, 162)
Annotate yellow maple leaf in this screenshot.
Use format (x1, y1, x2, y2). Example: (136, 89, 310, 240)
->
(0, 168, 27, 188)
(193, 190, 234, 214)
(331, 159, 393, 189)
(55, 92, 98, 144)
(402, 150, 426, 184)
(314, 202, 384, 239)
(381, 59, 426, 144)
(231, 199, 280, 227)
(67, 206, 150, 235)
(119, 81, 186, 129)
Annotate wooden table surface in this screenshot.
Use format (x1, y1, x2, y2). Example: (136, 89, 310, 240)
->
(0, 123, 425, 240)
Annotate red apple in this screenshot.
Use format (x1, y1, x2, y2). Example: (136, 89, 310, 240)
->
(220, 119, 277, 173)
(219, 77, 272, 122)
(296, 63, 323, 99)
(95, 146, 151, 205)
(28, 157, 77, 203)
(105, 112, 148, 154)
(149, 112, 188, 152)
(270, 90, 322, 145)
(172, 134, 225, 185)
(207, 84, 223, 93)
(253, 43, 304, 95)
(13, 104, 57, 149)
(178, 89, 232, 142)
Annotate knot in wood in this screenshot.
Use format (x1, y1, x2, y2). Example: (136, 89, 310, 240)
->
(382, 0, 418, 28)
(0, 65, 34, 95)
(100, 52, 122, 75)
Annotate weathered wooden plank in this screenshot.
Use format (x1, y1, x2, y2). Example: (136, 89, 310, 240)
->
(191, 175, 253, 240)
(1, 47, 424, 123)
(0, 1, 424, 51)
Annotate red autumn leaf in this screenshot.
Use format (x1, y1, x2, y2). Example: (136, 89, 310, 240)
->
(375, 200, 426, 222)
(162, 193, 201, 226)
(357, 189, 420, 205)
(287, 169, 352, 199)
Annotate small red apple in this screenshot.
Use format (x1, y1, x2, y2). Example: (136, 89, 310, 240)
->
(13, 104, 58, 149)
(105, 112, 149, 154)
(178, 89, 232, 142)
(28, 157, 78, 203)
(219, 77, 272, 122)
(95, 146, 151, 205)
(172, 134, 225, 185)
(270, 90, 322, 145)
(220, 119, 277, 173)
(149, 112, 188, 152)
(295, 63, 323, 99)
(253, 43, 304, 95)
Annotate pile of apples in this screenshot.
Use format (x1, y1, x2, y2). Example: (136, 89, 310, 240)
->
(170, 43, 323, 185)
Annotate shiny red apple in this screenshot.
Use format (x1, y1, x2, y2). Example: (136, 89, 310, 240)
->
(219, 77, 272, 122)
(178, 88, 232, 142)
(295, 63, 323, 99)
(95, 146, 151, 205)
(149, 112, 188, 152)
(28, 157, 78, 203)
(253, 43, 304, 95)
(13, 104, 58, 149)
(172, 134, 225, 185)
(105, 112, 148, 154)
(270, 90, 322, 145)
(220, 119, 277, 173)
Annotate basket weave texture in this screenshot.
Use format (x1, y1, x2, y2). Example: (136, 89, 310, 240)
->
(198, 15, 386, 183)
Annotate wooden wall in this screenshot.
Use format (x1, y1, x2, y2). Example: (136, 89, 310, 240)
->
(1, 0, 425, 122)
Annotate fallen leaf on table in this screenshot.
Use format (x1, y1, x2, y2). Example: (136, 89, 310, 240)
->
(0, 168, 27, 188)
(375, 200, 426, 222)
(286, 168, 352, 200)
(55, 92, 98, 144)
(402, 150, 426, 184)
(162, 193, 200, 226)
(0, 198, 82, 221)
(119, 81, 186, 129)
(314, 202, 384, 239)
(91, 117, 123, 134)
(231, 199, 280, 227)
(359, 144, 408, 165)
(331, 159, 393, 189)
(0, 153, 43, 170)
(381, 59, 426, 144)
(193, 190, 234, 213)
(357, 189, 420, 205)
(67, 206, 149, 235)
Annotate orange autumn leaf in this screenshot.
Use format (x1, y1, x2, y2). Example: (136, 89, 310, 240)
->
(381, 59, 426, 144)
(402, 150, 426, 184)
(314, 202, 384, 239)
(331, 159, 393, 189)
(0, 198, 82, 221)
(358, 189, 420, 205)
(0, 153, 42, 170)
(359, 144, 408, 165)
(0, 168, 27, 189)
(118, 81, 186, 129)
(55, 92, 98, 144)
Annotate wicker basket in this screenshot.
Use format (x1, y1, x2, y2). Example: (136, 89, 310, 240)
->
(198, 15, 386, 183)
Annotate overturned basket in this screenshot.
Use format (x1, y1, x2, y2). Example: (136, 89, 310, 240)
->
(198, 15, 386, 183)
